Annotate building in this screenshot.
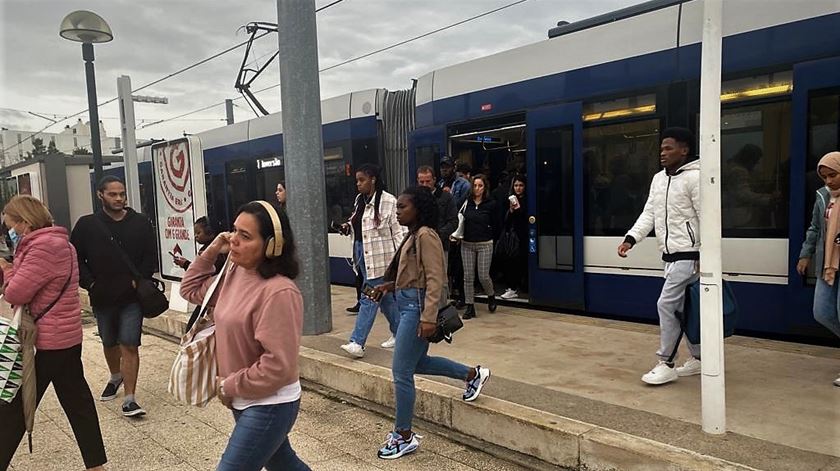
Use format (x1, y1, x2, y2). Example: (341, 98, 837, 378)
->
(0, 118, 121, 168)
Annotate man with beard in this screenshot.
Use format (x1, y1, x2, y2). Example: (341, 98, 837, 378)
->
(71, 176, 157, 417)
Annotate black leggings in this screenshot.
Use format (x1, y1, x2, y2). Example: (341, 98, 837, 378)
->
(0, 344, 106, 470)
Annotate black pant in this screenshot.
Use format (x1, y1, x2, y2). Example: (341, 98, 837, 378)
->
(449, 247, 465, 301)
(0, 344, 107, 470)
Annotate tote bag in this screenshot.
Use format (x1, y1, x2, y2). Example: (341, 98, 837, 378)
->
(0, 302, 25, 403)
(168, 261, 228, 407)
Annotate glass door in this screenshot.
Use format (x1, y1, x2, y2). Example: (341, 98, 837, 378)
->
(526, 102, 585, 309)
(408, 126, 446, 178)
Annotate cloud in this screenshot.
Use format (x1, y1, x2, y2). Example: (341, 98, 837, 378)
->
(1, 0, 640, 145)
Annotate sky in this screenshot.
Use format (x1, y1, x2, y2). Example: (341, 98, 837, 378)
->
(0, 0, 641, 149)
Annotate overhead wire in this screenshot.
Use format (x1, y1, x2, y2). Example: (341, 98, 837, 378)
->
(140, 0, 531, 130)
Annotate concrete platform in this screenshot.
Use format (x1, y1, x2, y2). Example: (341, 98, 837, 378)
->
(133, 285, 840, 470)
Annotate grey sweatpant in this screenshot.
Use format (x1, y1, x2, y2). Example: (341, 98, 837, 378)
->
(657, 260, 701, 361)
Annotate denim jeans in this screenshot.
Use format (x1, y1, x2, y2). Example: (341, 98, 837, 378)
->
(813, 277, 840, 338)
(392, 288, 471, 431)
(349, 240, 399, 347)
(217, 401, 310, 471)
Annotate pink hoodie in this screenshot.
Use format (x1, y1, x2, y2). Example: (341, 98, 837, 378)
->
(3, 226, 82, 350)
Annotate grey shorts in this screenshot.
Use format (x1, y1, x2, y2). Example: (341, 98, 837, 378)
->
(94, 303, 143, 347)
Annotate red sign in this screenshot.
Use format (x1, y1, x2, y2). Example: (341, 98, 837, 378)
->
(480, 103, 493, 112)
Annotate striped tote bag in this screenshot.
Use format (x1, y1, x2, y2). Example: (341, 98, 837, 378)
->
(168, 260, 227, 407)
(0, 302, 25, 404)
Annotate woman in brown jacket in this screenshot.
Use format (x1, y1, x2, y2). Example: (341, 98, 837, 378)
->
(372, 186, 491, 460)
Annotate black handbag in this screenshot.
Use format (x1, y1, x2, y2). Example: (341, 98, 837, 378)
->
(93, 217, 169, 319)
(494, 226, 520, 261)
(427, 305, 463, 344)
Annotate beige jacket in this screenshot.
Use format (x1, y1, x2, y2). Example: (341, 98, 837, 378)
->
(386, 226, 445, 324)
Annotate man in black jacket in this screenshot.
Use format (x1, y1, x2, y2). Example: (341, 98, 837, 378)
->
(417, 165, 458, 304)
(70, 176, 157, 418)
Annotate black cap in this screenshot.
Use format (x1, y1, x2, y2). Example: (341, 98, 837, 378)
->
(440, 156, 455, 166)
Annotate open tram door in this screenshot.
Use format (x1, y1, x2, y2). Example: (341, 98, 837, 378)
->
(788, 56, 840, 337)
(526, 103, 585, 310)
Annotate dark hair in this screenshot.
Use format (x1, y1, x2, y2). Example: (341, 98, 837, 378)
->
(509, 174, 526, 197)
(97, 175, 125, 192)
(416, 165, 436, 178)
(236, 201, 300, 280)
(194, 216, 217, 236)
(457, 162, 472, 175)
(401, 186, 438, 230)
(472, 174, 490, 201)
(661, 127, 695, 158)
(356, 163, 385, 227)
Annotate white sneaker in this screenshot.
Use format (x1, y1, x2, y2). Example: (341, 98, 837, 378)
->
(642, 361, 678, 385)
(340, 341, 365, 358)
(380, 336, 396, 349)
(500, 289, 517, 300)
(676, 358, 701, 377)
(834, 375, 840, 387)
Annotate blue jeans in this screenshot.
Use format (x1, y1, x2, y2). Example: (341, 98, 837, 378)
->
(813, 278, 840, 338)
(217, 401, 310, 471)
(349, 240, 399, 347)
(392, 288, 471, 431)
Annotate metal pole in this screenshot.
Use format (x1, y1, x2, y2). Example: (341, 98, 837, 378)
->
(698, 0, 726, 435)
(117, 75, 142, 211)
(276, 0, 331, 334)
(82, 43, 104, 190)
(225, 99, 235, 125)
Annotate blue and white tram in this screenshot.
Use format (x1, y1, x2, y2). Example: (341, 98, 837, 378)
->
(409, 0, 840, 340)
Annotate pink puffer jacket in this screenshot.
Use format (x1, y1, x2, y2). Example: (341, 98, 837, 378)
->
(3, 226, 82, 350)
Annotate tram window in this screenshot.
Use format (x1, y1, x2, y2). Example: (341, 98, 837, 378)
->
(805, 93, 840, 229)
(225, 160, 257, 226)
(208, 174, 227, 232)
(536, 126, 574, 271)
(415, 144, 440, 176)
(583, 119, 661, 236)
(719, 101, 790, 238)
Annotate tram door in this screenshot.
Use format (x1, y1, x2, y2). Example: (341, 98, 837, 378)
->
(788, 56, 840, 336)
(409, 126, 446, 177)
(526, 103, 585, 310)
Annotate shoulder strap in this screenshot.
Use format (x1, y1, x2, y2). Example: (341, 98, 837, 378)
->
(92, 214, 143, 279)
(34, 245, 75, 322)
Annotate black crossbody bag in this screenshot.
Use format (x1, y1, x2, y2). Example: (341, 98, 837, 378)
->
(92, 217, 169, 319)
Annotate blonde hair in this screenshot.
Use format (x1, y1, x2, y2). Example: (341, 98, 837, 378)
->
(3, 195, 53, 231)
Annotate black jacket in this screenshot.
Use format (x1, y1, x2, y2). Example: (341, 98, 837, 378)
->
(435, 189, 458, 252)
(70, 208, 157, 308)
(462, 198, 500, 243)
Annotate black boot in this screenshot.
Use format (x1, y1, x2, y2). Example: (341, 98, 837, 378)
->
(454, 299, 466, 310)
(462, 304, 476, 319)
(346, 303, 360, 314)
(488, 295, 497, 313)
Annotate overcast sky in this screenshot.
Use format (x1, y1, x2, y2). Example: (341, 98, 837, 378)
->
(0, 0, 640, 146)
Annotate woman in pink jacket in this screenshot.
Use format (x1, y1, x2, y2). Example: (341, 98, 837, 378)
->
(0, 195, 106, 471)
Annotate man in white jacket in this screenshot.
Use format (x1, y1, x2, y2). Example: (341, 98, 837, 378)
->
(617, 127, 701, 385)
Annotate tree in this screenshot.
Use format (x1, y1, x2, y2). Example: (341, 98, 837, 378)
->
(73, 147, 92, 155)
(46, 140, 61, 155)
(25, 137, 47, 160)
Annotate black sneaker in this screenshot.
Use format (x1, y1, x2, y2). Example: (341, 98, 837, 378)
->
(122, 401, 146, 417)
(100, 379, 123, 401)
(346, 303, 360, 314)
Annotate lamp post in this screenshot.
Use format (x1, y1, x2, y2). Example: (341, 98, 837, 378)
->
(60, 10, 113, 192)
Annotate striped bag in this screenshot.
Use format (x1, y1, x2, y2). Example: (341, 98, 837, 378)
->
(0, 302, 25, 404)
(168, 260, 227, 407)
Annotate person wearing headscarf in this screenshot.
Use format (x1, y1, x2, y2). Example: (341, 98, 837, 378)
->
(797, 151, 840, 387)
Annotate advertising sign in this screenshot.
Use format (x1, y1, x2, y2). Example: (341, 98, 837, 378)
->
(151, 137, 205, 281)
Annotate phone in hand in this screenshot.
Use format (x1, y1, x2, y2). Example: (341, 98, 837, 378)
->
(362, 285, 381, 302)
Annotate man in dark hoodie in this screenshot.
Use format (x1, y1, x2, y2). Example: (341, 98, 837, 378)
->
(71, 176, 157, 418)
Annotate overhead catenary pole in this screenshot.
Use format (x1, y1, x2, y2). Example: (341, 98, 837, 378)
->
(82, 43, 105, 190)
(698, 0, 726, 434)
(117, 75, 142, 210)
(276, 0, 332, 335)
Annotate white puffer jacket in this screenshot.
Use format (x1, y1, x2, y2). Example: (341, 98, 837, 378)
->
(625, 159, 701, 261)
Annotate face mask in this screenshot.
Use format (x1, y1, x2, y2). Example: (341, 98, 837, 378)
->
(8, 228, 19, 249)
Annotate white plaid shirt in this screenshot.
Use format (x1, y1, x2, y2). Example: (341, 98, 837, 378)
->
(350, 191, 407, 280)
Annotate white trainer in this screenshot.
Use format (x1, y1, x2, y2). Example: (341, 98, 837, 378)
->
(642, 361, 678, 385)
(380, 336, 396, 349)
(834, 375, 840, 387)
(676, 358, 701, 377)
(500, 288, 518, 300)
(340, 341, 365, 358)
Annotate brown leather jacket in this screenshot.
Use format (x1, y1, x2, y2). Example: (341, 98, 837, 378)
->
(384, 226, 445, 324)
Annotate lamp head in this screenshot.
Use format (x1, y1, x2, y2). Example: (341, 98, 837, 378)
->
(60, 10, 113, 43)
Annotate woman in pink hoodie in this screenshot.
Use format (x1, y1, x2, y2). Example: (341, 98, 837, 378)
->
(0, 195, 106, 471)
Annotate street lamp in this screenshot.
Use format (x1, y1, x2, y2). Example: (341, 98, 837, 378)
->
(60, 10, 113, 192)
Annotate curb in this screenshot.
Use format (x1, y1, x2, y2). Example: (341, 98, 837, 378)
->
(299, 347, 759, 471)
